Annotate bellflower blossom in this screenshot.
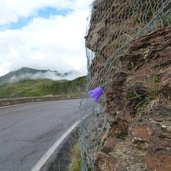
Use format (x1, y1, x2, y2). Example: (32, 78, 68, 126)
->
(88, 86, 103, 102)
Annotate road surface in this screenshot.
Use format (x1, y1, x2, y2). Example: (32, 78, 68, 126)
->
(0, 99, 80, 171)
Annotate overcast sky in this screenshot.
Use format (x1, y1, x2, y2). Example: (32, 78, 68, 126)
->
(0, 0, 93, 77)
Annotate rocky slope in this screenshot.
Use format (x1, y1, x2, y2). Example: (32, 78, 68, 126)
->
(86, 0, 171, 170)
(96, 26, 171, 171)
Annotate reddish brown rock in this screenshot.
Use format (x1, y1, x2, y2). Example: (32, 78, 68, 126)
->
(110, 118, 129, 138)
(98, 26, 171, 170)
(95, 152, 117, 171)
(113, 141, 146, 171)
(95, 152, 108, 171)
(101, 136, 116, 154)
(148, 136, 171, 153)
(151, 106, 171, 122)
(86, 1, 171, 169)
(160, 66, 171, 99)
(105, 72, 128, 116)
(129, 124, 153, 143)
(108, 155, 117, 171)
(161, 121, 171, 135)
(146, 151, 171, 171)
(146, 134, 171, 171)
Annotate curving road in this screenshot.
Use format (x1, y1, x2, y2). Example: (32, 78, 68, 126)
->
(0, 99, 80, 171)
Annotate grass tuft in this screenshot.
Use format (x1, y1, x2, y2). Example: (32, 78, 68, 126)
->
(69, 144, 81, 171)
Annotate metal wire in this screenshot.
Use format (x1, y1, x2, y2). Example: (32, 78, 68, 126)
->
(80, 92, 107, 171)
(80, 0, 171, 170)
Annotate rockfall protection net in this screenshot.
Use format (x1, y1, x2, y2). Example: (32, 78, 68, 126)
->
(80, 0, 171, 170)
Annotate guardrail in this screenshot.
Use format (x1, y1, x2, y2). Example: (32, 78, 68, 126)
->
(0, 95, 79, 107)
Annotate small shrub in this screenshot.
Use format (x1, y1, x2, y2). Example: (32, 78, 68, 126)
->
(147, 87, 160, 100)
(127, 85, 148, 109)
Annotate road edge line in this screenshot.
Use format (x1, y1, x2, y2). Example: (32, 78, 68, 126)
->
(30, 120, 80, 171)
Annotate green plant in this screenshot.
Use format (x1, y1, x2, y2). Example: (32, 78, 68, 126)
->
(163, 13, 171, 26)
(147, 87, 160, 99)
(128, 90, 145, 100)
(152, 75, 160, 84)
(70, 144, 81, 171)
(127, 85, 149, 110)
(146, 74, 160, 99)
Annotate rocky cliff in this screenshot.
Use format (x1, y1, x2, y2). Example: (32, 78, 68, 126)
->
(85, 0, 171, 170)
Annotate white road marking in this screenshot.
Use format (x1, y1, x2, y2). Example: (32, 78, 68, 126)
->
(30, 120, 80, 171)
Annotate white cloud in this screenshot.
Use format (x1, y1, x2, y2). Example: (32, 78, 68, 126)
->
(0, 0, 93, 78)
(0, 0, 73, 25)
(0, 63, 11, 76)
(9, 70, 82, 83)
(0, 0, 93, 25)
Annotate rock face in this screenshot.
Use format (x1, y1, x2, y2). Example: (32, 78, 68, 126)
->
(85, 0, 171, 170)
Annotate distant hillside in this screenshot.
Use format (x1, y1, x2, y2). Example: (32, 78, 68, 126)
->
(0, 67, 82, 86)
(0, 76, 87, 99)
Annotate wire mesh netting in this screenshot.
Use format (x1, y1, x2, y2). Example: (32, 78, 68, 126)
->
(80, 95, 108, 170)
(80, 0, 171, 170)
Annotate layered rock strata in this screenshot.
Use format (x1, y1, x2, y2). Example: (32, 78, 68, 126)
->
(86, 0, 171, 170)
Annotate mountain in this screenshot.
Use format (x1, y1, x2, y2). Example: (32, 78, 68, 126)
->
(0, 76, 87, 99)
(0, 67, 82, 87)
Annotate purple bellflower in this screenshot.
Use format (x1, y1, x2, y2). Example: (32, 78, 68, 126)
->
(88, 86, 103, 102)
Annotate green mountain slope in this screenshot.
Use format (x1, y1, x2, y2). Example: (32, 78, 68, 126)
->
(0, 76, 87, 99)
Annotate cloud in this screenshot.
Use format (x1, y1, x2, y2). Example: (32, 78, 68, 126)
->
(0, 63, 12, 76)
(0, 0, 93, 25)
(0, 0, 73, 25)
(9, 70, 82, 83)
(0, 0, 93, 77)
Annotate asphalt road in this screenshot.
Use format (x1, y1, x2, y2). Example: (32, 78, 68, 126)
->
(0, 99, 80, 171)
